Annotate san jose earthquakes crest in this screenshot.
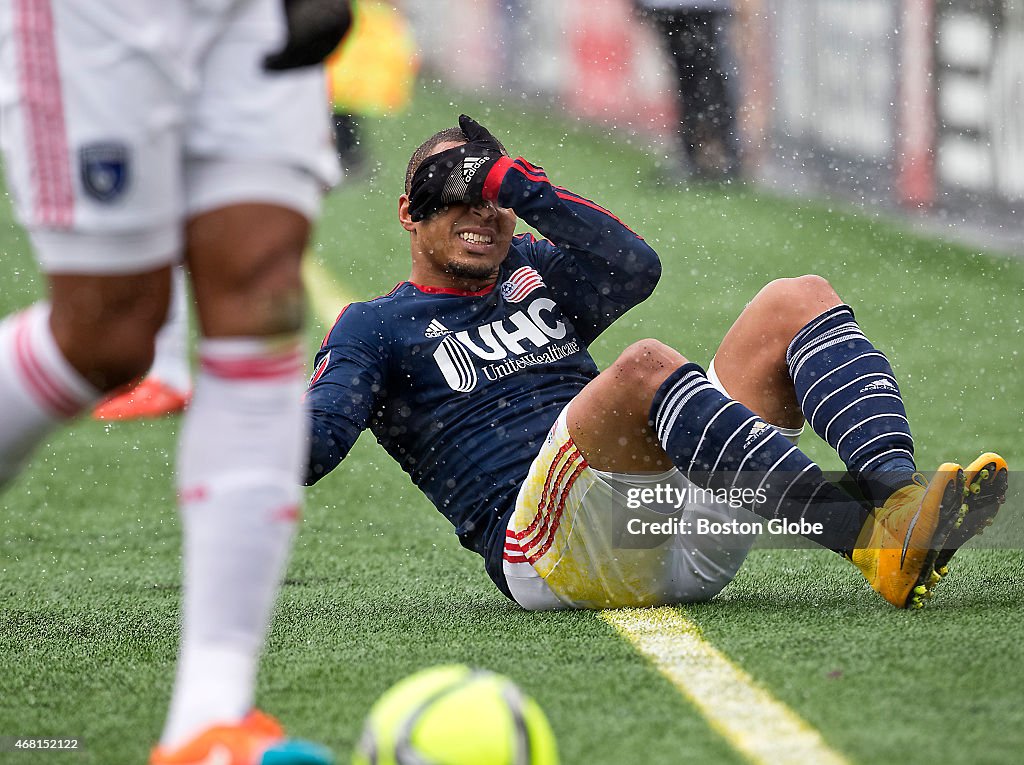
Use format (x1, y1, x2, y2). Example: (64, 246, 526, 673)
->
(79, 142, 130, 202)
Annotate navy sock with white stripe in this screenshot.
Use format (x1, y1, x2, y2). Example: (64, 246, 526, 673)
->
(649, 363, 870, 552)
(786, 305, 916, 506)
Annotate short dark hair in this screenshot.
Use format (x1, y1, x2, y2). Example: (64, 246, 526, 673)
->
(404, 124, 509, 195)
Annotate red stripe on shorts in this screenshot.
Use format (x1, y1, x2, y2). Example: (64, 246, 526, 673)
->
(15, 0, 74, 227)
(517, 451, 581, 554)
(507, 441, 576, 542)
(522, 458, 587, 562)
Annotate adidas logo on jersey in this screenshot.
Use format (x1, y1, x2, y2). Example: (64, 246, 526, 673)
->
(462, 156, 488, 182)
(424, 319, 450, 339)
(860, 378, 898, 393)
(744, 421, 772, 449)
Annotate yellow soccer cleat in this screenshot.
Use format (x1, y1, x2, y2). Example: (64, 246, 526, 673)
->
(850, 464, 964, 609)
(933, 452, 1008, 578)
(150, 710, 333, 765)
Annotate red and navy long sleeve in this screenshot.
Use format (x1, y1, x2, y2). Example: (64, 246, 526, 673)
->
(488, 156, 661, 344)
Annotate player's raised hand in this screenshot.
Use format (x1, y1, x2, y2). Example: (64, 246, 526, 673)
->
(459, 114, 504, 156)
(408, 116, 510, 221)
(264, 0, 353, 71)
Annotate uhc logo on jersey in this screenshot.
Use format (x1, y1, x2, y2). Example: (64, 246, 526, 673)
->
(500, 266, 544, 303)
(434, 334, 478, 392)
(431, 297, 578, 393)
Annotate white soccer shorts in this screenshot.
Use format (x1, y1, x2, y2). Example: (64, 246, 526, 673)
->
(503, 404, 760, 610)
(0, 0, 339, 274)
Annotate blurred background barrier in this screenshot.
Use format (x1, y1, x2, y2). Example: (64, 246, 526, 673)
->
(399, 0, 1022, 249)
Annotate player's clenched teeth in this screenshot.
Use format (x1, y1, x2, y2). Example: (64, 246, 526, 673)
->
(459, 232, 493, 245)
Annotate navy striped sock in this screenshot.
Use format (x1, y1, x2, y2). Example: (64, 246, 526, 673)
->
(786, 305, 916, 506)
(649, 363, 869, 552)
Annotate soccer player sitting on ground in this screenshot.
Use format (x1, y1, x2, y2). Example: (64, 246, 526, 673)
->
(304, 116, 1008, 611)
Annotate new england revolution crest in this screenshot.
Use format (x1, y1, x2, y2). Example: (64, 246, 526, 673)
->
(500, 266, 544, 303)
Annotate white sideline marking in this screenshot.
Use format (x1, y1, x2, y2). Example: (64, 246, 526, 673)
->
(601, 608, 851, 765)
(302, 257, 356, 328)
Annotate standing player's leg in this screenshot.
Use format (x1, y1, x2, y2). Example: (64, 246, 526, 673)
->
(677, 9, 740, 179)
(642, 7, 699, 173)
(156, 202, 318, 761)
(0, 268, 171, 486)
(148, 266, 193, 397)
(0, 303, 93, 487)
(93, 264, 193, 420)
(0, 0, 177, 486)
(152, 1, 340, 762)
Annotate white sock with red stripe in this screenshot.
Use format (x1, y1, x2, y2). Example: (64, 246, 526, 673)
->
(0, 304, 98, 487)
(161, 335, 307, 749)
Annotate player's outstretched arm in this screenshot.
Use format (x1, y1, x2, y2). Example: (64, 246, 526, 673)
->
(304, 302, 386, 484)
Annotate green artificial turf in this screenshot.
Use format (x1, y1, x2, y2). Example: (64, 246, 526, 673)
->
(1, 82, 1021, 764)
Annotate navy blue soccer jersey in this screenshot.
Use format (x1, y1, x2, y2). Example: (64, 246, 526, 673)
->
(305, 157, 661, 599)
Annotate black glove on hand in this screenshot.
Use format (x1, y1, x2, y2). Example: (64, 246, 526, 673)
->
(264, 0, 353, 72)
(407, 115, 507, 222)
(459, 114, 504, 157)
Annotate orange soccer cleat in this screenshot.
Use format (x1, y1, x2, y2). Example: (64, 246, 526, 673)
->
(149, 710, 333, 765)
(92, 378, 190, 421)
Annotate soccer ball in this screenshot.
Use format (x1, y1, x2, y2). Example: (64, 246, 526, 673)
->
(352, 664, 559, 765)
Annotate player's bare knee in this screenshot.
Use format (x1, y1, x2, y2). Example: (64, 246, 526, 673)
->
(189, 211, 308, 337)
(67, 323, 158, 391)
(761, 274, 838, 306)
(612, 339, 688, 398)
(49, 273, 170, 390)
(755, 275, 841, 334)
(235, 263, 305, 336)
(791, 274, 839, 305)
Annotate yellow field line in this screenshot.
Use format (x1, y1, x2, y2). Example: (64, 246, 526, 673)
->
(302, 256, 356, 328)
(302, 259, 849, 765)
(601, 608, 851, 765)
